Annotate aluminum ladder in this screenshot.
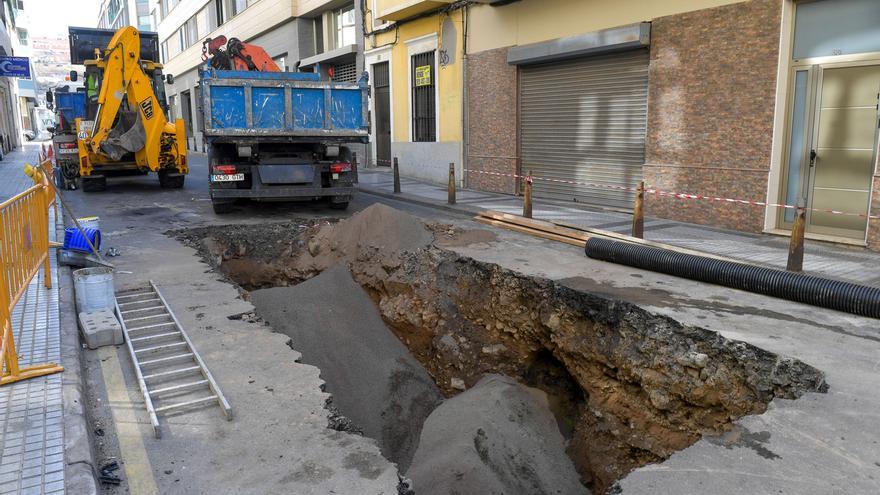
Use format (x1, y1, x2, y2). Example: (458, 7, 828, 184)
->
(114, 280, 232, 437)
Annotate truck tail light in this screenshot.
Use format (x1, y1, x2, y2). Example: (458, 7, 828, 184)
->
(212, 164, 236, 174)
(330, 162, 351, 174)
(181, 156, 187, 167)
(59, 143, 76, 149)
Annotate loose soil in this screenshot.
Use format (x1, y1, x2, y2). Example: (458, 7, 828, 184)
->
(172, 204, 828, 494)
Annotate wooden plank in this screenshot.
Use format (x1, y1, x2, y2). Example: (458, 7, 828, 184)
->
(477, 211, 590, 242)
(475, 218, 586, 247)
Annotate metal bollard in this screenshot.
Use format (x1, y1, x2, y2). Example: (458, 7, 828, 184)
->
(448, 163, 456, 205)
(523, 170, 533, 219)
(393, 157, 401, 194)
(632, 181, 645, 238)
(787, 205, 806, 272)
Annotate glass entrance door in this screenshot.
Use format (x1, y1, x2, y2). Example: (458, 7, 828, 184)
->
(781, 64, 880, 240)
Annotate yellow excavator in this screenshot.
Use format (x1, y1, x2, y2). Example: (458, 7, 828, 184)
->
(73, 26, 187, 191)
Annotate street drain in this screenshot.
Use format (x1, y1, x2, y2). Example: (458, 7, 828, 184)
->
(172, 206, 828, 494)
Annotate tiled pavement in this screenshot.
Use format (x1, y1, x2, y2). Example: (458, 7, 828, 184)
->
(358, 168, 880, 288)
(1, 145, 67, 495)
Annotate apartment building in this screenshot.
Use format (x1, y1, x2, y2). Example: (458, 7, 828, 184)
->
(363, 0, 464, 182)
(0, 0, 22, 154)
(98, 0, 154, 31)
(153, 0, 363, 152)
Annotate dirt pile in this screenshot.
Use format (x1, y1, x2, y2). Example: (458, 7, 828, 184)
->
(295, 204, 433, 276)
(406, 374, 588, 495)
(249, 265, 443, 472)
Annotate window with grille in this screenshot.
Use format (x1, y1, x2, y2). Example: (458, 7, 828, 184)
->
(333, 62, 357, 83)
(411, 51, 436, 142)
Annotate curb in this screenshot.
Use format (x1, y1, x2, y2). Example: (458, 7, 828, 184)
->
(57, 229, 99, 494)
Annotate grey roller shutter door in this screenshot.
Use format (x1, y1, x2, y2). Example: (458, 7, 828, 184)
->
(519, 49, 649, 210)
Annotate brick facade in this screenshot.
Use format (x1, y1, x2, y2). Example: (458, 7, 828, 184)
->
(466, 47, 519, 195)
(868, 176, 880, 250)
(644, 0, 781, 232)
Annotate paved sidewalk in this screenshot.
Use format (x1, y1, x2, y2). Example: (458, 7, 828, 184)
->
(0, 144, 94, 495)
(357, 167, 880, 288)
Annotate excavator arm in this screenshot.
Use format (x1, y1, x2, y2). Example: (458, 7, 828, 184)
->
(86, 27, 180, 170)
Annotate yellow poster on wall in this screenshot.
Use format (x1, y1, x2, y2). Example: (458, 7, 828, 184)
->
(415, 65, 432, 86)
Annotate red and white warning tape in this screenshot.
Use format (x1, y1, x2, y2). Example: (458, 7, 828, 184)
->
(463, 168, 880, 220)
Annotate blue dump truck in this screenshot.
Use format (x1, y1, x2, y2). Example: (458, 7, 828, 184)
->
(199, 67, 369, 213)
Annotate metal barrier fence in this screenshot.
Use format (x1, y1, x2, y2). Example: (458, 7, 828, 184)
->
(0, 159, 63, 385)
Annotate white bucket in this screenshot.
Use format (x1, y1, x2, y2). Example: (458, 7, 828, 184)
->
(73, 267, 115, 313)
(77, 216, 100, 231)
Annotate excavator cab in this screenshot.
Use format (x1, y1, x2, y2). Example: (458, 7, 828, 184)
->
(69, 26, 187, 191)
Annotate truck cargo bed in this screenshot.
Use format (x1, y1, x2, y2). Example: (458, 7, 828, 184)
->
(200, 69, 369, 141)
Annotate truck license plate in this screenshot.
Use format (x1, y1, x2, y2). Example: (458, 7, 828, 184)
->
(212, 173, 244, 182)
(58, 148, 78, 154)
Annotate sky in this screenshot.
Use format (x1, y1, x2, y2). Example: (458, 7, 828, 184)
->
(27, 0, 104, 38)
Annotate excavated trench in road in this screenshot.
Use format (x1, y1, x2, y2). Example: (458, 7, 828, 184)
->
(173, 205, 828, 494)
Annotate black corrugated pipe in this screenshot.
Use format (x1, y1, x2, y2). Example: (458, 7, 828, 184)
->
(584, 237, 880, 319)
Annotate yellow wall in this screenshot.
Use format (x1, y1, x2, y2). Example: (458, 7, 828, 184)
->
(369, 10, 463, 143)
(468, 0, 744, 53)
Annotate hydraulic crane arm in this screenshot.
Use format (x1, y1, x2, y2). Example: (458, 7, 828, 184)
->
(87, 26, 173, 168)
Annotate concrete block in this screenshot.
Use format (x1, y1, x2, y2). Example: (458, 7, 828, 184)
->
(78, 310, 122, 349)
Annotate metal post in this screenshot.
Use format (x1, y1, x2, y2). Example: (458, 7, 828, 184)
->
(393, 157, 401, 194)
(632, 181, 645, 238)
(523, 170, 533, 219)
(787, 205, 806, 272)
(448, 163, 456, 205)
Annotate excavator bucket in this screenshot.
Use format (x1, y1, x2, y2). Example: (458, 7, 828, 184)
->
(99, 110, 146, 161)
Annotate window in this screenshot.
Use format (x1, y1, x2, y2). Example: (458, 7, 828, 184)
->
(314, 17, 324, 53)
(16, 1, 23, 10)
(215, 0, 225, 25)
(161, 40, 169, 63)
(178, 28, 186, 52)
(334, 6, 356, 48)
(232, 0, 247, 16)
(185, 16, 198, 47)
(273, 53, 286, 71)
(411, 51, 436, 142)
(138, 15, 151, 31)
(107, 0, 121, 25)
(17, 28, 27, 46)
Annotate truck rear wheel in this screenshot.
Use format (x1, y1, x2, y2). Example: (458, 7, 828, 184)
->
(212, 199, 234, 214)
(159, 171, 185, 189)
(80, 175, 106, 192)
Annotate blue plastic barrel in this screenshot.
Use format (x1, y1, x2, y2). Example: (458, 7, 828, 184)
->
(63, 227, 101, 253)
